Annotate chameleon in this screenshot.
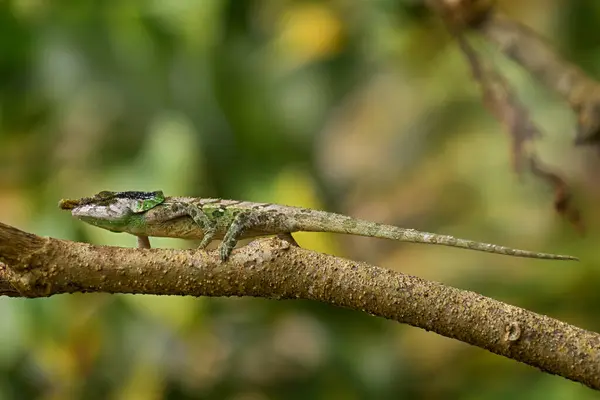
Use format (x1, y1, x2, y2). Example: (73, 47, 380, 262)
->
(58, 190, 578, 262)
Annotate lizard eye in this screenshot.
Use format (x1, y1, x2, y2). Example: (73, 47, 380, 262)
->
(152, 191, 165, 201)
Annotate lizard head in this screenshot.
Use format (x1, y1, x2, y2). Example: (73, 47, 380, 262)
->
(59, 190, 166, 232)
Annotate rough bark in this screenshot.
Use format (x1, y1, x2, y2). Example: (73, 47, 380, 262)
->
(0, 222, 598, 390)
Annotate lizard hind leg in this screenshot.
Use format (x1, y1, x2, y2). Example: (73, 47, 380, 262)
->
(277, 232, 300, 247)
(218, 212, 252, 261)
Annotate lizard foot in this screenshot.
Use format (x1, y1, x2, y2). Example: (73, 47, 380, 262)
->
(218, 242, 234, 262)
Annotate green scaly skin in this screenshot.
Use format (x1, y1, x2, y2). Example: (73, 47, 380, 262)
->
(58, 190, 579, 262)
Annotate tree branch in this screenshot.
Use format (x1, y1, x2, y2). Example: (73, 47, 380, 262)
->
(428, 0, 600, 144)
(477, 12, 600, 145)
(0, 221, 598, 389)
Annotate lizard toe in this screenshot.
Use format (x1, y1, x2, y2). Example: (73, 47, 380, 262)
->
(219, 244, 231, 262)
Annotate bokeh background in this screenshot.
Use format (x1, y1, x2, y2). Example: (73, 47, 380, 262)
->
(0, 0, 598, 398)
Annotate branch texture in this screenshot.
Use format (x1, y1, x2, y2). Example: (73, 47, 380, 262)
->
(0, 222, 598, 389)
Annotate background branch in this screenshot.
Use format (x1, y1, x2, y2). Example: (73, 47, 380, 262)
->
(427, 0, 585, 231)
(1, 221, 598, 390)
(429, 0, 600, 144)
(477, 12, 600, 145)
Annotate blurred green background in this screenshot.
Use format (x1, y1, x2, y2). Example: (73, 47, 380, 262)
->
(0, 0, 598, 398)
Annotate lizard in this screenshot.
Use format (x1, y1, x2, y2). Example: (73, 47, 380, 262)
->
(58, 190, 578, 262)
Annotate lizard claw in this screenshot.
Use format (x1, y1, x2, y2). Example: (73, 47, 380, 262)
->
(219, 244, 232, 262)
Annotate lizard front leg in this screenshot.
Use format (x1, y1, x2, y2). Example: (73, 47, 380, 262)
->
(137, 203, 217, 249)
(176, 203, 218, 249)
(137, 236, 151, 249)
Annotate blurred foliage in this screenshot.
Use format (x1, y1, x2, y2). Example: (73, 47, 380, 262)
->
(0, 0, 598, 398)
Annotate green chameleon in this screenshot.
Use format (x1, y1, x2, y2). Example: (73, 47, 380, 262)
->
(59, 190, 578, 262)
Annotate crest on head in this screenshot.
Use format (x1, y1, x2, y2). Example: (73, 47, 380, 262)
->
(59, 190, 166, 212)
(100, 190, 166, 213)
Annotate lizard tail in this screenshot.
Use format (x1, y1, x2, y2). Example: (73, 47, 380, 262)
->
(292, 211, 578, 261)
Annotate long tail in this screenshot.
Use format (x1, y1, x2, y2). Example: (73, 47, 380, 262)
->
(291, 211, 578, 261)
